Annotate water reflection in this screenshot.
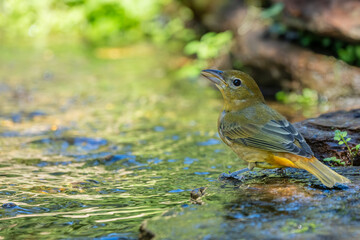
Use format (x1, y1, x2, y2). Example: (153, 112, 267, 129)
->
(0, 46, 235, 239)
(0, 45, 336, 239)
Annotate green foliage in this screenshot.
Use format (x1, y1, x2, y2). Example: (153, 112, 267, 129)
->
(178, 31, 233, 78)
(334, 130, 350, 145)
(321, 37, 331, 47)
(267, 18, 360, 66)
(323, 156, 345, 166)
(0, 0, 195, 47)
(299, 33, 314, 47)
(338, 45, 356, 63)
(332, 130, 360, 166)
(0, 1, 84, 42)
(261, 3, 284, 19)
(355, 144, 360, 153)
(0, 0, 234, 88)
(275, 88, 318, 106)
(184, 31, 233, 60)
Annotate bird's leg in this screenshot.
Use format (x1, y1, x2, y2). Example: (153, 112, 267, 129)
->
(228, 168, 250, 178)
(219, 168, 249, 179)
(276, 168, 287, 177)
(220, 163, 256, 179)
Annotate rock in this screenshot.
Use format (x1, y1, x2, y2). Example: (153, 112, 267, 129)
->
(273, 0, 360, 42)
(187, 1, 360, 104)
(190, 187, 207, 205)
(139, 222, 156, 240)
(2, 202, 17, 208)
(139, 167, 360, 239)
(190, 187, 207, 200)
(234, 27, 360, 102)
(294, 108, 360, 165)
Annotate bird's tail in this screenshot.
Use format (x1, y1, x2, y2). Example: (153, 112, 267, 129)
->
(294, 157, 350, 188)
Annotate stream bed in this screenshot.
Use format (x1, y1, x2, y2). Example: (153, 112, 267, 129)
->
(0, 45, 358, 239)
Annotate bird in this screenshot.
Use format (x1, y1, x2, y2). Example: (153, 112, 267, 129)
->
(201, 69, 350, 188)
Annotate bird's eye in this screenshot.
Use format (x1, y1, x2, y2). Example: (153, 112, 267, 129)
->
(233, 79, 241, 86)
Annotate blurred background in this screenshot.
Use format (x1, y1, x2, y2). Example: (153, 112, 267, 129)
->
(1, 0, 360, 117)
(1, 0, 360, 239)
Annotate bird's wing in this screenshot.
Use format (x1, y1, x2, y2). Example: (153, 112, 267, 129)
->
(220, 118, 314, 158)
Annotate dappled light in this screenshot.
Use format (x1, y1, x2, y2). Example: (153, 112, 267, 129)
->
(1, 0, 360, 239)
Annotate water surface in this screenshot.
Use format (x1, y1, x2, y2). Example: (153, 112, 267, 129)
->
(0, 45, 243, 239)
(1, 45, 345, 240)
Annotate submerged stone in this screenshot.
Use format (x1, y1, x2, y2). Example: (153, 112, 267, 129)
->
(140, 167, 360, 240)
(2, 202, 17, 208)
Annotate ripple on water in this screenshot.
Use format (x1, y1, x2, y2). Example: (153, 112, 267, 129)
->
(0, 47, 238, 239)
(194, 172, 210, 175)
(2, 202, 17, 208)
(81, 154, 144, 169)
(184, 157, 198, 165)
(29, 137, 108, 153)
(154, 126, 165, 132)
(197, 138, 221, 146)
(0, 111, 47, 123)
(168, 189, 185, 193)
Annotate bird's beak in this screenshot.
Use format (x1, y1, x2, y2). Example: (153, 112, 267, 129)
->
(201, 69, 227, 86)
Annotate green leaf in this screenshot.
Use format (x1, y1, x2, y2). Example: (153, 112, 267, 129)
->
(323, 157, 337, 161)
(323, 157, 344, 166)
(300, 36, 312, 47)
(346, 138, 351, 142)
(184, 41, 200, 55)
(355, 45, 360, 58)
(322, 38, 331, 47)
(334, 130, 341, 139)
(338, 46, 355, 63)
(334, 41, 344, 50)
(342, 131, 348, 137)
(339, 141, 344, 145)
(261, 3, 284, 19)
(275, 91, 287, 102)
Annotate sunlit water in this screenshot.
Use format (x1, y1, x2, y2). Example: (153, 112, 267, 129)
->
(1, 45, 356, 240)
(0, 45, 247, 239)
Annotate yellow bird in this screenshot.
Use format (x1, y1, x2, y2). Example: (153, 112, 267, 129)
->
(202, 69, 350, 188)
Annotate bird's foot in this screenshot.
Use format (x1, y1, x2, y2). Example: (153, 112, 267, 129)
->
(219, 168, 250, 180)
(276, 168, 287, 177)
(219, 172, 244, 180)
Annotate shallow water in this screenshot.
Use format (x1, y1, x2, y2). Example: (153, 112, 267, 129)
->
(0, 45, 247, 239)
(143, 168, 360, 240)
(1, 45, 350, 240)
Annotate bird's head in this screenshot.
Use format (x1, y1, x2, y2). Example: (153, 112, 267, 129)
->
(201, 69, 265, 111)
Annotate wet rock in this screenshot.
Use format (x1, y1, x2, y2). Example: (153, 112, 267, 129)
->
(274, 0, 360, 42)
(294, 109, 360, 165)
(190, 187, 207, 200)
(140, 167, 360, 240)
(0, 110, 47, 123)
(139, 222, 156, 240)
(2, 202, 17, 208)
(190, 187, 207, 205)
